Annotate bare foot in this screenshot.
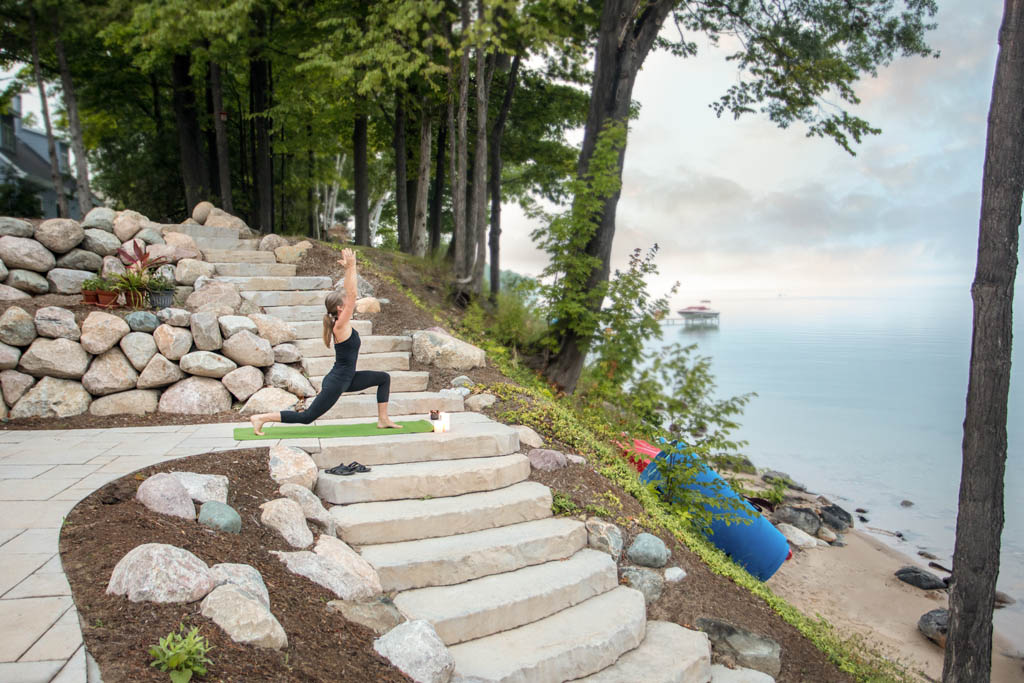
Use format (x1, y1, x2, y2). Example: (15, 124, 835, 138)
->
(378, 419, 403, 429)
(251, 415, 268, 436)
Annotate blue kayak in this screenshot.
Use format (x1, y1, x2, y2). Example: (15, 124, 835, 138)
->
(640, 448, 790, 581)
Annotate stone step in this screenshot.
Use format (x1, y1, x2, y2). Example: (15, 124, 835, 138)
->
(394, 549, 618, 646)
(262, 304, 329, 321)
(313, 414, 518, 468)
(193, 238, 259, 252)
(215, 275, 333, 291)
(214, 263, 297, 277)
(318, 390, 462, 421)
(332, 480, 552, 545)
(449, 586, 646, 683)
(167, 223, 246, 240)
(292, 319, 371, 338)
(303, 351, 409, 376)
(359, 517, 587, 592)
(202, 249, 277, 263)
(315, 453, 529, 505)
(295, 335, 411, 358)
(310, 370, 427, 393)
(240, 290, 329, 307)
(575, 621, 712, 683)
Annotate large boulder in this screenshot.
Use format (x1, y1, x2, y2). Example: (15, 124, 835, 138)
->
(82, 207, 115, 232)
(82, 348, 139, 396)
(0, 216, 35, 237)
(206, 211, 249, 232)
(163, 231, 199, 251)
(895, 566, 947, 591)
(260, 498, 313, 548)
(773, 506, 821, 537)
(18, 338, 91, 379)
(586, 518, 624, 560)
(200, 584, 287, 649)
(56, 248, 103, 271)
(271, 550, 379, 601)
(776, 523, 819, 550)
(190, 311, 223, 350)
(819, 503, 853, 532)
(153, 324, 194, 361)
(0, 306, 37, 346)
(81, 311, 130, 355)
(219, 315, 258, 338)
(80, 228, 122, 257)
(34, 218, 83, 253)
(918, 608, 949, 648)
(135, 227, 165, 246)
(175, 259, 216, 286)
(372, 620, 454, 683)
(34, 306, 80, 340)
(10, 377, 91, 418)
(158, 376, 232, 414)
(355, 297, 381, 314)
(192, 201, 215, 224)
(186, 281, 241, 313)
(107, 543, 214, 603)
(526, 448, 568, 472)
(210, 563, 270, 608)
(264, 363, 315, 398)
(268, 444, 317, 490)
(179, 351, 237, 379)
(222, 330, 274, 367)
(0, 236, 56, 272)
(120, 332, 159, 372)
(137, 354, 185, 388)
(46, 268, 93, 294)
(314, 536, 382, 596)
(112, 210, 146, 242)
(259, 234, 289, 251)
(7, 269, 50, 294)
(241, 387, 299, 415)
(0, 284, 30, 301)
(198, 502, 242, 533)
(101, 255, 126, 279)
(248, 314, 295, 346)
(412, 331, 485, 370)
(0, 369, 36, 406)
(627, 533, 671, 568)
(89, 389, 160, 416)
(621, 566, 664, 604)
(274, 241, 312, 264)
(695, 618, 782, 678)
(137, 472, 196, 519)
(0, 341, 20, 370)
(170, 472, 229, 504)
(222, 365, 264, 402)
(125, 311, 160, 333)
(327, 598, 405, 636)
(156, 307, 192, 327)
(279, 483, 335, 535)
(146, 244, 200, 264)
(272, 343, 301, 364)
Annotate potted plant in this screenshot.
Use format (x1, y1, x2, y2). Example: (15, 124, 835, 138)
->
(95, 277, 119, 307)
(80, 275, 103, 304)
(114, 241, 168, 309)
(148, 276, 175, 309)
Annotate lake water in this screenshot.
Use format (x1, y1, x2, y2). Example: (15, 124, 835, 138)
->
(650, 289, 1024, 650)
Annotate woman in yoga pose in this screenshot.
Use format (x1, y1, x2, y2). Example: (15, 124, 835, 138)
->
(249, 248, 402, 436)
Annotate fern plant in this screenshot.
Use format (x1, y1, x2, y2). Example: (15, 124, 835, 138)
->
(148, 623, 213, 683)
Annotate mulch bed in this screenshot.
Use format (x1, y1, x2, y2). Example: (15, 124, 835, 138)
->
(529, 463, 855, 683)
(60, 447, 409, 683)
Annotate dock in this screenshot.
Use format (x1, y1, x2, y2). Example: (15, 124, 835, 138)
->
(664, 304, 720, 327)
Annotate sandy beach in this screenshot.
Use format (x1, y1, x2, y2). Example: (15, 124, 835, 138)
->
(768, 528, 1022, 682)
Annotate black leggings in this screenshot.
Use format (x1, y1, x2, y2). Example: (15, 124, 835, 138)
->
(280, 370, 391, 424)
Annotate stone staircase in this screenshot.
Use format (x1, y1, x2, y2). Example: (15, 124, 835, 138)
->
(167, 224, 462, 420)
(315, 411, 716, 682)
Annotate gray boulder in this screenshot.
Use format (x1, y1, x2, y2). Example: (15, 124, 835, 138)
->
(327, 597, 405, 635)
(210, 563, 270, 608)
(192, 201, 214, 223)
(464, 393, 496, 411)
(101, 255, 126, 279)
(179, 351, 237, 379)
(137, 354, 186, 389)
(186, 280, 241, 313)
(200, 584, 287, 649)
(279, 482, 335, 535)
(0, 369, 35, 406)
(125, 311, 160, 333)
(170, 472, 229, 504)
(372, 620, 454, 683)
(0, 236, 55, 272)
(621, 566, 664, 604)
(259, 234, 289, 251)
(773, 506, 820, 537)
(199, 502, 242, 534)
(776, 523, 819, 550)
(157, 376, 231, 414)
(222, 330, 274, 367)
(527, 448, 568, 472)
(260, 498, 313, 548)
(218, 314, 258, 338)
(81, 348, 139, 396)
(89, 389, 160, 416)
(241, 387, 299, 415)
(264, 363, 315, 397)
(272, 343, 301, 363)
(135, 227, 165, 245)
(586, 518, 624, 560)
(153, 324, 193, 361)
(156, 307, 192, 327)
(112, 210, 145, 242)
(412, 330, 485, 370)
(918, 608, 948, 648)
(627, 533, 671, 568)
(80, 311, 130, 355)
(46, 268, 94, 294)
(762, 470, 806, 492)
(10, 376, 91, 418)
(0, 284, 30, 301)
(34, 306, 80, 340)
(190, 311, 222, 351)
(174, 259, 216, 286)
(0, 341, 20, 370)
(106, 543, 214, 603)
(895, 566, 947, 591)
(56, 248, 103, 272)
(696, 617, 782, 678)
(120, 332, 159, 372)
(136, 472, 196, 519)
(819, 504, 853, 532)
(0, 216, 35, 237)
(82, 207, 115, 232)
(80, 228, 122, 256)
(665, 567, 688, 583)
(34, 218, 83, 253)
(222, 365, 263, 402)
(7, 269, 50, 294)
(248, 314, 295, 346)
(268, 444, 318, 490)
(0, 306, 37, 346)
(18, 338, 91, 379)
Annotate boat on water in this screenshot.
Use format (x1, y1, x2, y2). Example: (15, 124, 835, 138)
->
(676, 303, 720, 326)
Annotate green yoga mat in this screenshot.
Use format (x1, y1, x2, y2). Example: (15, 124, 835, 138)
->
(234, 420, 435, 441)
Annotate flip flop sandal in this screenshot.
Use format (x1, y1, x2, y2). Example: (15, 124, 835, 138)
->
(346, 461, 371, 473)
(325, 464, 356, 476)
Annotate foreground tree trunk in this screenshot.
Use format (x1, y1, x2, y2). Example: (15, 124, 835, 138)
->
(943, 1, 1023, 680)
(210, 62, 233, 213)
(412, 99, 432, 257)
(353, 114, 370, 245)
(30, 10, 69, 218)
(249, 55, 273, 231)
(173, 54, 212, 214)
(394, 98, 410, 252)
(452, 0, 471, 279)
(429, 115, 446, 254)
(54, 26, 91, 216)
(545, 0, 674, 392)
(488, 52, 521, 300)
(468, 41, 493, 293)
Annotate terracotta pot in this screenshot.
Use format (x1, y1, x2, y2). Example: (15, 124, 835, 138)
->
(96, 291, 118, 306)
(81, 290, 98, 305)
(123, 290, 147, 308)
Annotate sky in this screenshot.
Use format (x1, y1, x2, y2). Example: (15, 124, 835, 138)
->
(498, 0, 1013, 306)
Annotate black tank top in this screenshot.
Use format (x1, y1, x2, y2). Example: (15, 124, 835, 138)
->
(332, 327, 360, 374)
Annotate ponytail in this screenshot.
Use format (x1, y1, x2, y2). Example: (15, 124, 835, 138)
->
(322, 290, 345, 348)
(322, 313, 334, 348)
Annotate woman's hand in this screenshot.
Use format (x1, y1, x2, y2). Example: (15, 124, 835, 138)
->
(337, 248, 355, 268)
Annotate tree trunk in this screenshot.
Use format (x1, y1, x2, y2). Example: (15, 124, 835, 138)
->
(210, 62, 233, 212)
(453, 0, 471, 279)
(393, 97, 410, 252)
(151, 75, 163, 135)
(370, 193, 389, 238)
(249, 55, 273, 232)
(30, 10, 69, 218)
(53, 25, 91, 217)
(307, 138, 316, 238)
(430, 114, 446, 254)
(411, 100, 432, 257)
(353, 114, 370, 245)
(469, 39, 494, 293)
(172, 54, 211, 215)
(545, 0, 675, 393)
(488, 52, 520, 300)
(942, 2, 1024, 680)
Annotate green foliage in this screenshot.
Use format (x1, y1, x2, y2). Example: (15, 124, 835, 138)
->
(461, 280, 547, 352)
(148, 623, 213, 683)
(147, 275, 174, 292)
(764, 479, 788, 506)
(0, 172, 44, 218)
(551, 491, 579, 516)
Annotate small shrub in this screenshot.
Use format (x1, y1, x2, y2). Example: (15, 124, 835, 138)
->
(148, 623, 213, 683)
(551, 491, 580, 516)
